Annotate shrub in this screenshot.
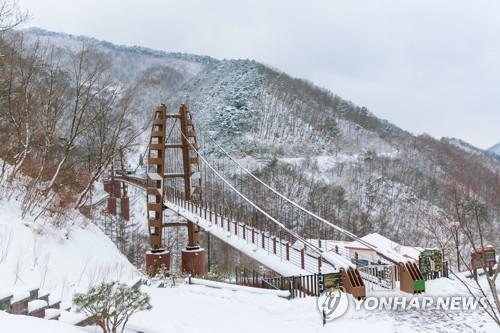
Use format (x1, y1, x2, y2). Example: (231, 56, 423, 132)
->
(73, 282, 151, 333)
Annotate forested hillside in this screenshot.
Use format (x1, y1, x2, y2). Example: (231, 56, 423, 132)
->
(5, 27, 499, 271)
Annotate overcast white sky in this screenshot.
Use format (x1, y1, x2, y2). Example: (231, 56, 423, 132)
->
(18, 0, 500, 149)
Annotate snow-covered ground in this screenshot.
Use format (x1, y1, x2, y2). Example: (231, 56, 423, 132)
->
(0, 191, 139, 305)
(1, 274, 498, 333)
(0, 311, 86, 333)
(124, 275, 498, 333)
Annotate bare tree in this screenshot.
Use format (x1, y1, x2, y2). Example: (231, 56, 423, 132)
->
(73, 84, 148, 208)
(45, 46, 111, 190)
(0, 0, 28, 33)
(447, 184, 499, 325)
(21, 46, 70, 216)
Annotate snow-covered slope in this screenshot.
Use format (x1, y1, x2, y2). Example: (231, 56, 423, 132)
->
(0, 190, 139, 304)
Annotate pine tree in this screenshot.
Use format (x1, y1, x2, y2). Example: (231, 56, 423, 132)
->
(74, 282, 152, 333)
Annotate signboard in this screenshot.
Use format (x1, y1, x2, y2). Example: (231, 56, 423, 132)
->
(323, 273, 341, 290)
(471, 247, 496, 269)
(419, 249, 443, 274)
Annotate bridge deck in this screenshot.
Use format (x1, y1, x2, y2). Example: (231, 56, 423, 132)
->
(166, 199, 315, 276)
(115, 175, 343, 276)
(114, 176, 403, 291)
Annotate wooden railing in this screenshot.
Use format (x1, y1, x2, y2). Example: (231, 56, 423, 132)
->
(234, 268, 323, 298)
(164, 186, 340, 276)
(115, 176, 368, 297)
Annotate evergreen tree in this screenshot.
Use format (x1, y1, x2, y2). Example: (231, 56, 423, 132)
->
(74, 282, 152, 333)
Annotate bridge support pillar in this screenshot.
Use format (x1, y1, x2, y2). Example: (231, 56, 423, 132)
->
(146, 249, 170, 277)
(182, 247, 205, 276)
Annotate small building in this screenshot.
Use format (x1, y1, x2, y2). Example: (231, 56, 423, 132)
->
(345, 233, 423, 266)
(471, 245, 496, 279)
(314, 233, 423, 267)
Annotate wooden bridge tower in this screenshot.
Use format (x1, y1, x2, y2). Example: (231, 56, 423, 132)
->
(145, 104, 205, 276)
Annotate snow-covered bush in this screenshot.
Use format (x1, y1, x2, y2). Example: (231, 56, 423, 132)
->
(74, 282, 151, 333)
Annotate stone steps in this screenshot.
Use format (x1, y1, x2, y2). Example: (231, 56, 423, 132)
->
(0, 286, 62, 321)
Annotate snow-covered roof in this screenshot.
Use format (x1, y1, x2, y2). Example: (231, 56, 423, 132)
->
(397, 245, 424, 261)
(361, 233, 398, 249)
(348, 233, 422, 262)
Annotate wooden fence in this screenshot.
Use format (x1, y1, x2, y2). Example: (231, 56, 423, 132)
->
(235, 268, 322, 299)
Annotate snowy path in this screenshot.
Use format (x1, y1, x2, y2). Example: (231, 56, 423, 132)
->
(358, 307, 494, 333)
(127, 284, 353, 333)
(124, 283, 498, 333)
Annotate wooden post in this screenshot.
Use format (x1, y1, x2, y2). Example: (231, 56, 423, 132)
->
(273, 237, 277, 254)
(286, 242, 290, 261)
(306, 275, 311, 295)
(209, 202, 212, 223)
(301, 249, 305, 269)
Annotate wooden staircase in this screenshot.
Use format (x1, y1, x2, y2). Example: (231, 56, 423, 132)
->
(341, 267, 366, 299)
(399, 262, 425, 294)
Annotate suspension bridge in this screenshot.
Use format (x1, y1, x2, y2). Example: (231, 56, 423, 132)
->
(101, 104, 425, 298)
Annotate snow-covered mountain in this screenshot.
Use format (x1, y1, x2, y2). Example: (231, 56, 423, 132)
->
(487, 142, 500, 156)
(440, 137, 485, 156)
(21, 28, 500, 252)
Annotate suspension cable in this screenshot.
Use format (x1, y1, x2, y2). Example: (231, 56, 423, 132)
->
(178, 129, 327, 258)
(195, 125, 402, 263)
